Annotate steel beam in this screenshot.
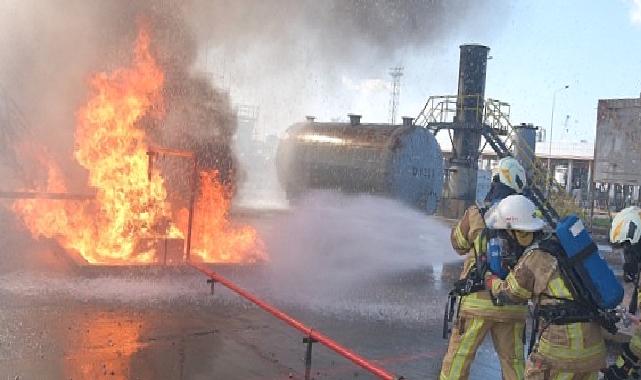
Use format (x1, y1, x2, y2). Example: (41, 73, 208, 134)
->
(0, 191, 95, 200)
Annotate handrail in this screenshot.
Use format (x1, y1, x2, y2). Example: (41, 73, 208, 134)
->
(189, 262, 400, 380)
(414, 94, 568, 195)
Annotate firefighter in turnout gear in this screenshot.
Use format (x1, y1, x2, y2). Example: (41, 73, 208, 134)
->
(604, 206, 641, 380)
(439, 158, 528, 380)
(485, 195, 607, 380)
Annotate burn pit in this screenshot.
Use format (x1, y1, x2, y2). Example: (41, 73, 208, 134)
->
(6, 26, 266, 266)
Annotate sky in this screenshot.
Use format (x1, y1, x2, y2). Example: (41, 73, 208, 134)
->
(356, 0, 641, 146)
(483, 0, 641, 144)
(210, 1, 641, 149)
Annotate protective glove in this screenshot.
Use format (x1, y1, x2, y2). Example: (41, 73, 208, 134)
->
(484, 272, 498, 295)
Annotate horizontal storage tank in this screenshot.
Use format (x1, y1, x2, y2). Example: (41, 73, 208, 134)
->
(276, 116, 443, 213)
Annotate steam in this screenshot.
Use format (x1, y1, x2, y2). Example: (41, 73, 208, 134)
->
(263, 191, 456, 277)
(253, 192, 458, 321)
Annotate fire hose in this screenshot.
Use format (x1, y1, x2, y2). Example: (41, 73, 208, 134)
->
(189, 262, 401, 380)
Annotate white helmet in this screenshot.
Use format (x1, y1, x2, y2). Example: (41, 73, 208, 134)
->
(610, 206, 641, 245)
(494, 157, 527, 193)
(485, 194, 546, 231)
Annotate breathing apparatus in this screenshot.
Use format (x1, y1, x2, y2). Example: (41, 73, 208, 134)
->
(487, 229, 533, 279)
(484, 194, 544, 279)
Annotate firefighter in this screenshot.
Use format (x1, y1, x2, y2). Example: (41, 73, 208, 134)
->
(604, 206, 641, 380)
(485, 195, 607, 380)
(439, 157, 528, 380)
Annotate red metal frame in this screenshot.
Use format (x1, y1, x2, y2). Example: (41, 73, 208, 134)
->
(190, 262, 399, 380)
(0, 191, 95, 200)
(147, 147, 198, 262)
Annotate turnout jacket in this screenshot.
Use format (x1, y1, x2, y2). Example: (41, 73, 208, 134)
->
(450, 205, 528, 320)
(488, 247, 607, 371)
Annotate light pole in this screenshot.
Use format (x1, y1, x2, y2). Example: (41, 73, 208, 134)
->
(546, 84, 569, 194)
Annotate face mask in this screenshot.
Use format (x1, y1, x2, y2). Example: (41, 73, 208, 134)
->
(488, 229, 529, 278)
(512, 230, 534, 247)
(496, 230, 530, 264)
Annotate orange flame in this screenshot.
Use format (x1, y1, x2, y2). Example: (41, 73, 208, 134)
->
(177, 170, 266, 263)
(13, 158, 89, 256)
(12, 26, 265, 265)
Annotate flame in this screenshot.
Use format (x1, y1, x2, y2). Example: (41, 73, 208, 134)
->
(177, 170, 266, 263)
(11, 26, 264, 265)
(13, 159, 88, 254)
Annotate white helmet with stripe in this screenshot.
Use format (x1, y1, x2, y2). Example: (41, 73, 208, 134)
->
(494, 157, 526, 194)
(610, 206, 641, 245)
(485, 194, 546, 231)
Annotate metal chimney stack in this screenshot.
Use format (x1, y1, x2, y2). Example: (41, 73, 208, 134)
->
(444, 44, 490, 218)
(513, 123, 538, 177)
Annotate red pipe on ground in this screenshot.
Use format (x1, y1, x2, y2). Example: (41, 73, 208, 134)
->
(189, 262, 399, 380)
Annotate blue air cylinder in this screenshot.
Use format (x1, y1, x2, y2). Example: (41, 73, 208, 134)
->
(488, 237, 508, 279)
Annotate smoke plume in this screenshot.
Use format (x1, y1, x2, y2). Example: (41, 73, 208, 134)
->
(0, 0, 239, 191)
(186, 0, 509, 130)
(0, 1, 508, 182)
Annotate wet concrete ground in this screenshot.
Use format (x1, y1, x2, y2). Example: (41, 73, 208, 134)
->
(0, 261, 505, 379)
(2, 197, 588, 380)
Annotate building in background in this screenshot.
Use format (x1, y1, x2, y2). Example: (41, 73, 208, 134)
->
(592, 96, 641, 210)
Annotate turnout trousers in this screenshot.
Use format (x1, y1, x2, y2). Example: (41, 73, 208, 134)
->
(523, 355, 598, 380)
(439, 316, 525, 380)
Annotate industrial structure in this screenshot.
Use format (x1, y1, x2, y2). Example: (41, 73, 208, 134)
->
(388, 66, 403, 125)
(442, 138, 593, 198)
(234, 104, 260, 151)
(276, 44, 545, 219)
(594, 97, 641, 186)
(443, 45, 490, 218)
(591, 96, 641, 210)
(276, 115, 444, 214)
(413, 44, 518, 218)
